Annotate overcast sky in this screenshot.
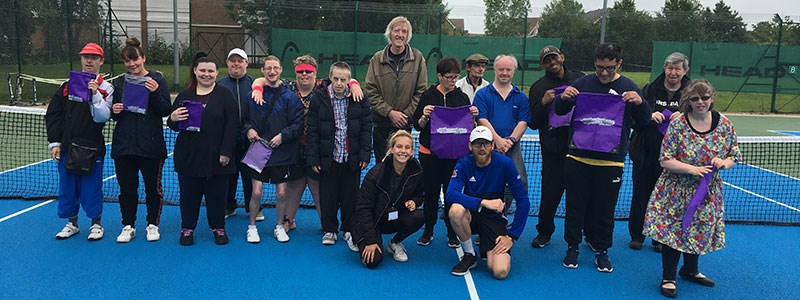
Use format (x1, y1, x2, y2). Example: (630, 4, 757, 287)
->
(443, 0, 800, 34)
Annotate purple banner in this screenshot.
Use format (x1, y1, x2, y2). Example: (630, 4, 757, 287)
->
(548, 85, 572, 128)
(682, 166, 716, 232)
(571, 93, 625, 153)
(122, 74, 150, 114)
(68, 71, 95, 103)
(178, 100, 202, 132)
(430, 105, 473, 159)
(657, 109, 674, 136)
(241, 140, 273, 173)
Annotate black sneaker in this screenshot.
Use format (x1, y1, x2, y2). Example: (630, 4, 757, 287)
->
(585, 240, 598, 253)
(179, 228, 194, 246)
(629, 240, 644, 250)
(563, 245, 579, 268)
(451, 252, 478, 276)
(224, 209, 236, 219)
(417, 231, 433, 246)
(531, 234, 551, 248)
(595, 250, 613, 273)
(212, 228, 229, 245)
(653, 241, 663, 253)
(447, 235, 460, 248)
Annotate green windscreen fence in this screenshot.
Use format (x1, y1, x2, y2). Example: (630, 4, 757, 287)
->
(271, 28, 561, 86)
(651, 41, 800, 95)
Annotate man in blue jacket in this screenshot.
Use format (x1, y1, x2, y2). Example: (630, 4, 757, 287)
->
(446, 126, 530, 280)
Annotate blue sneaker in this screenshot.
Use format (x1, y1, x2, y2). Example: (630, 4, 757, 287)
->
(595, 251, 613, 272)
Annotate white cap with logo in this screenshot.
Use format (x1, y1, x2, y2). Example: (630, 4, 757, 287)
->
(227, 48, 248, 60)
(470, 126, 493, 143)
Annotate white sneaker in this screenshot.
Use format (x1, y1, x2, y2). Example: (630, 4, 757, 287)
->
(387, 241, 409, 262)
(343, 232, 358, 252)
(247, 226, 261, 243)
(116, 225, 136, 243)
(146, 224, 160, 242)
(274, 225, 289, 243)
(55, 223, 79, 240)
(87, 224, 104, 241)
(255, 211, 265, 222)
(322, 232, 337, 245)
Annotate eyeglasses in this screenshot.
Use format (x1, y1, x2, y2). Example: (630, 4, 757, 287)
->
(262, 67, 281, 71)
(595, 65, 617, 73)
(689, 96, 712, 102)
(296, 70, 315, 75)
(470, 141, 492, 148)
(440, 74, 459, 81)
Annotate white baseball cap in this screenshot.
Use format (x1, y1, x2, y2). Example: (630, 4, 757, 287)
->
(227, 48, 248, 60)
(470, 126, 493, 143)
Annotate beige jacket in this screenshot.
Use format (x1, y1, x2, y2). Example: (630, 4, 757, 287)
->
(364, 44, 428, 127)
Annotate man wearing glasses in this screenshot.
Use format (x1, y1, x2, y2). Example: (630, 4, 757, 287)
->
(555, 43, 651, 273)
(456, 53, 491, 103)
(446, 126, 529, 279)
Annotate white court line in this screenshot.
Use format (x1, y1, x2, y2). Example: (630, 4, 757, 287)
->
(454, 246, 480, 300)
(740, 163, 800, 181)
(724, 182, 800, 213)
(0, 200, 54, 223)
(0, 158, 51, 175)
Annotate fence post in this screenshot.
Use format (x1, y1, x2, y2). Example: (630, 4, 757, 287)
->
(771, 15, 783, 113)
(520, 11, 527, 87)
(354, 1, 359, 79)
(268, 0, 273, 55)
(14, 0, 22, 74)
(108, 0, 115, 75)
(66, 0, 74, 71)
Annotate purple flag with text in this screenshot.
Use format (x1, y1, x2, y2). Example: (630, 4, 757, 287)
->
(68, 71, 95, 103)
(178, 100, 203, 132)
(430, 105, 473, 159)
(571, 93, 625, 154)
(122, 74, 150, 114)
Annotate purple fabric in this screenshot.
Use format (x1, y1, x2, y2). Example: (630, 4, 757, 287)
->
(571, 93, 625, 153)
(68, 71, 95, 103)
(430, 105, 473, 159)
(178, 100, 203, 132)
(122, 74, 150, 114)
(657, 109, 674, 136)
(241, 140, 273, 173)
(548, 86, 572, 128)
(682, 166, 716, 232)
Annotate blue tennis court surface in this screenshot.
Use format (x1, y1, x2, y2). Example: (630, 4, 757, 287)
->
(771, 130, 800, 137)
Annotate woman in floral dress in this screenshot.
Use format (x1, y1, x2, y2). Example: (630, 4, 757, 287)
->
(643, 79, 741, 298)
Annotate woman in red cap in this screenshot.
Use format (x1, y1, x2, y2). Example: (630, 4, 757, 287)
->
(45, 42, 114, 241)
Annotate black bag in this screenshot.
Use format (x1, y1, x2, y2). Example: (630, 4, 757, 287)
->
(65, 138, 100, 175)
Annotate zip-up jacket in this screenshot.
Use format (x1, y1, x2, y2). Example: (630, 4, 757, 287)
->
(110, 71, 171, 159)
(45, 77, 113, 158)
(528, 69, 585, 159)
(241, 84, 303, 167)
(217, 74, 255, 147)
(306, 84, 373, 172)
(364, 44, 428, 128)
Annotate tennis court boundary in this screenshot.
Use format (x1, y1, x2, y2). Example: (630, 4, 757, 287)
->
(454, 246, 480, 300)
(723, 181, 800, 213)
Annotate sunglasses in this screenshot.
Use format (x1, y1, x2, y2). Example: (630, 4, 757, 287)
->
(689, 96, 712, 102)
(595, 65, 617, 73)
(296, 70, 315, 75)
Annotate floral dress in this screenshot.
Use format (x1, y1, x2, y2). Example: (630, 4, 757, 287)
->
(643, 112, 741, 255)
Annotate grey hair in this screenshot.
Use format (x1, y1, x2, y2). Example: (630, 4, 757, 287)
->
(384, 16, 413, 45)
(494, 54, 518, 70)
(328, 61, 352, 78)
(664, 52, 689, 70)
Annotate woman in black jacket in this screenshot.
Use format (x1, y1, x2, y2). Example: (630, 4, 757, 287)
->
(110, 37, 172, 243)
(353, 130, 425, 268)
(167, 53, 238, 246)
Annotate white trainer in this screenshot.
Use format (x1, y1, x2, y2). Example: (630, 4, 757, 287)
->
(87, 224, 104, 241)
(274, 225, 289, 243)
(55, 223, 79, 240)
(387, 241, 409, 262)
(322, 232, 337, 245)
(247, 226, 261, 243)
(116, 225, 136, 243)
(146, 224, 160, 242)
(343, 232, 358, 252)
(255, 211, 265, 222)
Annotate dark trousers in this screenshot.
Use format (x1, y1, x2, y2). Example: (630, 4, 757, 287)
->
(662, 245, 700, 281)
(418, 153, 457, 236)
(358, 209, 425, 269)
(319, 161, 360, 233)
(563, 158, 623, 251)
(629, 149, 663, 242)
(178, 173, 228, 230)
(226, 145, 254, 212)
(536, 155, 567, 237)
(115, 155, 164, 227)
(372, 126, 401, 164)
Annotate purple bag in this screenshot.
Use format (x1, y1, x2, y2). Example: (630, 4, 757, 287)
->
(68, 71, 95, 103)
(571, 93, 625, 153)
(430, 105, 473, 159)
(178, 100, 203, 132)
(682, 166, 715, 232)
(122, 74, 150, 114)
(657, 109, 674, 136)
(548, 86, 572, 128)
(241, 140, 273, 173)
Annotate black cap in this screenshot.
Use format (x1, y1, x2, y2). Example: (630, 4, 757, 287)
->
(539, 45, 561, 64)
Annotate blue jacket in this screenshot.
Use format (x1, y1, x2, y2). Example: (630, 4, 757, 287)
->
(217, 74, 255, 147)
(110, 71, 172, 159)
(241, 84, 303, 167)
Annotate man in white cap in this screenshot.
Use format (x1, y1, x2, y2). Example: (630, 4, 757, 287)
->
(445, 126, 530, 280)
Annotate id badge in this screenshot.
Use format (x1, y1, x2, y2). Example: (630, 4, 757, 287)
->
(388, 210, 398, 221)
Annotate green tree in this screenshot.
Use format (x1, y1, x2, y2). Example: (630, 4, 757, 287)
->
(699, 0, 747, 43)
(655, 0, 703, 42)
(538, 0, 598, 69)
(483, 0, 531, 37)
(605, 0, 655, 68)
(749, 21, 776, 44)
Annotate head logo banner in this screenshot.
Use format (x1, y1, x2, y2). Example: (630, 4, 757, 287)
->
(549, 86, 572, 128)
(122, 74, 151, 114)
(570, 93, 625, 153)
(430, 105, 473, 159)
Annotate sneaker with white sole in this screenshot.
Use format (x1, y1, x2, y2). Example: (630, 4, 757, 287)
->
(116, 225, 136, 243)
(343, 232, 358, 252)
(255, 211, 265, 222)
(224, 209, 236, 219)
(274, 225, 289, 243)
(387, 240, 409, 262)
(247, 226, 260, 243)
(322, 232, 337, 245)
(55, 223, 80, 240)
(146, 224, 160, 242)
(87, 224, 104, 241)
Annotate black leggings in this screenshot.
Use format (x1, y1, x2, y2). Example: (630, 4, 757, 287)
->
(661, 245, 700, 281)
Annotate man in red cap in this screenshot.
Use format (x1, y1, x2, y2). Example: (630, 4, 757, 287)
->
(45, 42, 114, 241)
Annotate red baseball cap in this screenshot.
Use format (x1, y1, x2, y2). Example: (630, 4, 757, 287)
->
(79, 43, 104, 58)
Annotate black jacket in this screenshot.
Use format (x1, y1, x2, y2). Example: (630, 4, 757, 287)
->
(167, 85, 238, 178)
(217, 74, 255, 147)
(45, 80, 112, 158)
(241, 84, 303, 167)
(353, 158, 424, 245)
(528, 69, 584, 159)
(629, 73, 690, 164)
(306, 85, 373, 172)
(110, 71, 172, 159)
(411, 85, 472, 150)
